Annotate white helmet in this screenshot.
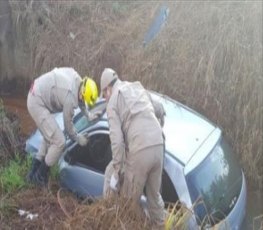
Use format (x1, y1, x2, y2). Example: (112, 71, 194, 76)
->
(100, 68, 118, 91)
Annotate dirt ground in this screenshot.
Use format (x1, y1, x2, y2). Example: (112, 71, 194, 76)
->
(2, 96, 35, 136)
(0, 182, 156, 230)
(1, 185, 68, 230)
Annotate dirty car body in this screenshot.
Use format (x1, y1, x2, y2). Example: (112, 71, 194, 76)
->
(25, 92, 247, 229)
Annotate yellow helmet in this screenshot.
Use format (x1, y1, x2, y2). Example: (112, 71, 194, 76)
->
(81, 77, 98, 107)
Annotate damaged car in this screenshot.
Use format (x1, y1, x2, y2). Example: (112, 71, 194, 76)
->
(25, 91, 247, 229)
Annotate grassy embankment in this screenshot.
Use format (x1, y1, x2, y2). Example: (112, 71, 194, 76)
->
(10, 1, 262, 189)
(0, 1, 262, 229)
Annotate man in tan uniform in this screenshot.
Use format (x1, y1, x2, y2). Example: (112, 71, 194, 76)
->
(27, 67, 99, 186)
(100, 68, 166, 226)
(103, 94, 166, 197)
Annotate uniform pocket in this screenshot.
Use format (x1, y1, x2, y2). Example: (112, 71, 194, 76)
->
(39, 116, 57, 141)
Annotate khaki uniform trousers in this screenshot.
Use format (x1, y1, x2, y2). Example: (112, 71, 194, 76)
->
(124, 144, 165, 226)
(27, 92, 65, 166)
(103, 146, 165, 226)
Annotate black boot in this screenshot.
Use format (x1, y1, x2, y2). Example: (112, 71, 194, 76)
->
(32, 161, 50, 187)
(26, 158, 42, 182)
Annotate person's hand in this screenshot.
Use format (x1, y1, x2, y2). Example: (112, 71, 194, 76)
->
(76, 134, 89, 146)
(110, 174, 119, 191)
(89, 110, 103, 120)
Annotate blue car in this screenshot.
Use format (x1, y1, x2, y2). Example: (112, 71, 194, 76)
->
(25, 91, 247, 229)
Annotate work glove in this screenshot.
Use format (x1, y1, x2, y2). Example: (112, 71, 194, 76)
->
(110, 174, 119, 191)
(76, 134, 89, 146)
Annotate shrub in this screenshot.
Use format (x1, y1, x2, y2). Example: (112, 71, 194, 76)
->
(0, 154, 30, 194)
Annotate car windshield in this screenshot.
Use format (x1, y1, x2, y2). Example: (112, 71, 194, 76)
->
(73, 101, 107, 133)
(185, 138, 242, 225)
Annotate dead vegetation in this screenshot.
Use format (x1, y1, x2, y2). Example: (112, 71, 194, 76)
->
(0, 184, 189, 230)
(0, 99, 25, 163)
(8, 1, 262, 189)
(1, 181, 232, 230)
(0, 1, 262, 229)
(62, 195, 150, 230)
(1, 185, 66, 230)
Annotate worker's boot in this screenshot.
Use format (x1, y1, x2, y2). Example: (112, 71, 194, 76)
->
(32, 161, 50, 187)
(26, 158, 42, 182)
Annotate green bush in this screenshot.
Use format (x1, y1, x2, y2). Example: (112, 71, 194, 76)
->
(0, 152, 61, 195)
(0, 154, 30, 194)
(50, 163, 60, 180)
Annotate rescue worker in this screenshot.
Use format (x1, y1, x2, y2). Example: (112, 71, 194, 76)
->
(27, 67, 99, 186)
(103, 94, 166, 197)
(100, 68, 166, 227)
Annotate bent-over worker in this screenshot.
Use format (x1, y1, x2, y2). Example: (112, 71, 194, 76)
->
(27, 67, 99, 186)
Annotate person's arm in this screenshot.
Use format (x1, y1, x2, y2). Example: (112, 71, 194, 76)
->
(63, 93, 78, 141)
(64, 94, 89, 146)
(148, 94, 166, 127)
(107, 102, 125, 181)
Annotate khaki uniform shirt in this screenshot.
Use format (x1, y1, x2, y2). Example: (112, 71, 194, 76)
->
(106, 80, 164, 177)
(32, 67, 82, 141)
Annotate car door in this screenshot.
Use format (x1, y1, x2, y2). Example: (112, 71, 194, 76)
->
(60, 129, 111, 198)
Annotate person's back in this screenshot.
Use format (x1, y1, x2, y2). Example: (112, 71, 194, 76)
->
(33, 67, 82, 113)
(109, 80, 163, 153)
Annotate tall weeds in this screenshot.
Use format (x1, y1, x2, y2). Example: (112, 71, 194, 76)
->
(9, 1, 263, 189)
(0, 99, 24, 163)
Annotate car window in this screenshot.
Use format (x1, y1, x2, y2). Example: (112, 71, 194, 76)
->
(73, 114, 90, 133)
(73, 101, 107, 133)
(65, 134, 112, 173)
(161, 170, 179, 205)
(185, 138, 242, 225)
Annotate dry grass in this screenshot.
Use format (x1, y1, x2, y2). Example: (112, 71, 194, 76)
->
(1, 183, 233, 230)
(0, 99, 25, 163)
(9, 1, 263, 189)
(62, 195, 150, 230)
(0, 184, 187, 230)
(253, 214, 263, 230)
(0, 184, 69, 230)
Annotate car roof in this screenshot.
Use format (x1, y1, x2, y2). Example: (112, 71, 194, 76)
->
(148, 92, 217, 165)
(96, 92, 217, 166)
